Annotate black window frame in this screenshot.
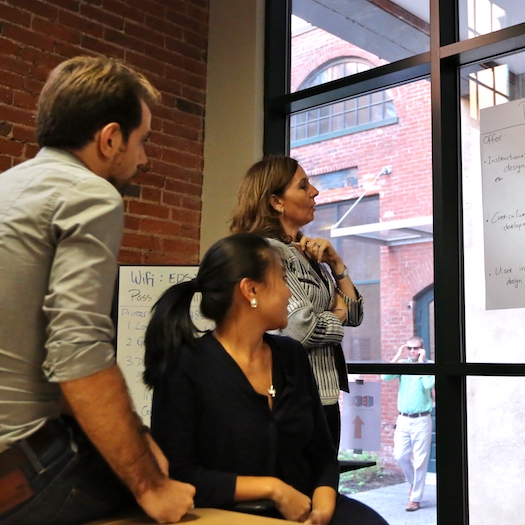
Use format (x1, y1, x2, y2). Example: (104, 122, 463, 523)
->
(263, 1, 525, 523)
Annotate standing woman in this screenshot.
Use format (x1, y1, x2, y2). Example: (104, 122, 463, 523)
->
(230, 155, 363, 448)
(143, 233, 388, 525)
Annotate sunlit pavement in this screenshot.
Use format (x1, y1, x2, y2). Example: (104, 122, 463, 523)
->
(344, 473, 437, 525)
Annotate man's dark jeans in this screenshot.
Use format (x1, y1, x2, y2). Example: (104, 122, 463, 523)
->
(0, 417, 136, 525)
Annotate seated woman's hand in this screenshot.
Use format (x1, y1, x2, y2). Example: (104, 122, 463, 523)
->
(307, 487, 337, 525)
(272, 479, 312, 522)
(304, 509, 322, 525)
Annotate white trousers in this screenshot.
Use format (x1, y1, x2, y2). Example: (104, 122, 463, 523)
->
(393, 413, 432, 502)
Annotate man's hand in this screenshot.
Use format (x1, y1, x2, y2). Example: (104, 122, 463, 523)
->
(137, 478, 195, 524)
(60, 365, 195, 523)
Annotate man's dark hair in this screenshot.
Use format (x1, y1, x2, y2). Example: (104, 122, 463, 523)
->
(36, 55, 161, 150)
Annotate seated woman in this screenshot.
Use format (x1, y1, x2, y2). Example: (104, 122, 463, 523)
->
(143, 233, 388, 525)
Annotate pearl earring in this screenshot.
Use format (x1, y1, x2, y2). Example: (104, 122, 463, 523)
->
(250, 297, 258, 308)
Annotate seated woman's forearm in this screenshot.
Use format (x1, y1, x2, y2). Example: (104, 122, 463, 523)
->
(235, 476, 312, 522)
(234, 476, 280, 501)
(311, 486, 337, 525)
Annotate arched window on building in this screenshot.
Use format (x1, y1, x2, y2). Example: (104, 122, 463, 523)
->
(290, 58, 398, 147)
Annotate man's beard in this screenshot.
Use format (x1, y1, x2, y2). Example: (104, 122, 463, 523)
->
(107, 171, 138, 196)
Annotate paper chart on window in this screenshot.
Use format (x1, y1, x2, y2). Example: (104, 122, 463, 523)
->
(480, 97, 525, 309)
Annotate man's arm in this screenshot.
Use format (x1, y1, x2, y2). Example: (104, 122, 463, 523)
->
(381, 344, 406, 381)
(391, 344, 408, 362)
(46, 177, 195, 521)
(60, 363, 195, 523)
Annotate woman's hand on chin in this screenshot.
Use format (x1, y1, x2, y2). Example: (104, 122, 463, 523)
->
(298, 236, 342, 267)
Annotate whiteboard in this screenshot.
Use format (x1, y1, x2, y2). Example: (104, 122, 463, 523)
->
(480, 97, 525, 310)
(115, 266, 214, 425)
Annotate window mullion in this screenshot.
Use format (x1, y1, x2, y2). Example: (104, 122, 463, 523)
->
(432, 0, 468, 524)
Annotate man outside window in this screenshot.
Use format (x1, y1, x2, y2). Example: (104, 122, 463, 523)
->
(382, 336, 434, 512)
(0, 56, 194, 525)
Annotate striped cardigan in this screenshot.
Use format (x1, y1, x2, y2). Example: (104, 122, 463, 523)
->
(268, 238, 364, 405)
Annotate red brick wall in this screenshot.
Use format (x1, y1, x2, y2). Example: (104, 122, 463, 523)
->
(0, 0, 208, 264)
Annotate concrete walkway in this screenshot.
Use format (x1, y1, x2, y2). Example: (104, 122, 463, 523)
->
(343, 473, 437, 525)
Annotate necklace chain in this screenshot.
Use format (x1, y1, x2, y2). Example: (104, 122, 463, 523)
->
(268, 359, 275, 398)
(214, 332, 275, 397)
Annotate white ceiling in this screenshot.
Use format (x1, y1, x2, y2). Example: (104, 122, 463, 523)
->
(293, 0, 430, 62)
(391, 0, 430, 23)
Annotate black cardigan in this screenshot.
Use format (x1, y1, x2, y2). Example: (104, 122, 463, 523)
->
(150, 332, 340, 508)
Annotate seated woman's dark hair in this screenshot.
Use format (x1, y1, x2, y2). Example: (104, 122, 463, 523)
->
(143, 233, 279, 387)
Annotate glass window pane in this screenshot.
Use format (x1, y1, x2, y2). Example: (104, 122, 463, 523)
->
(319, 116, 331, 135)
(295, 124, 306, 141)
(337, 373, 437, 522)
(332, 113, 344, 132)
(477, 67, 495, 89)
(494, 64, 510, 96)
(333, 62, 346, 79)
(371, 92, 383, 104)
(460, 0, 525, 40)
(461, 50, 525, 363)
(358, 95, 370, 108)
(344, 110, 357, 128)
(295, 112, 306, 124)
(495, 93, 508, 105)
(291, 1, 430, 93)
(371, 103, 384, 122)
(320, 105, 332, 118)
(290, 91, 397, 146)
(357, 107, 369, 124)
(290, 76, 433, 366)
(345, 61, 358, 76)
(308, 108, 319, 120)
(345, 98, 357, 111)
(332, 102, 344, 115)
(468, 377, 524, 522)
(385, 101, 397, 119)
(307, 120, 318, 137)
(478, 84, 495, 110)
